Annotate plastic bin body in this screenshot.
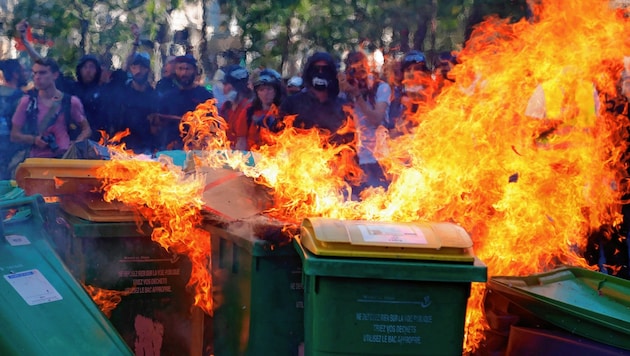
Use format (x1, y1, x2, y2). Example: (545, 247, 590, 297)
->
(488, 267, 630, 351)
(506, 326, 630, 356)
(207, 224, 304, 356)
(295, 218, 487, 356)
(47, 202, 210, 356)
(0, 195, 132, 356)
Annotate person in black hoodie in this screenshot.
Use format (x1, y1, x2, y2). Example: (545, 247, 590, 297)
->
(279, 51, 355, 147)
(68, 54, 109, 141)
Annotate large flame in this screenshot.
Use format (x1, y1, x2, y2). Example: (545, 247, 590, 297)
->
(95, 152, 213, 315)
(95, 0, 630, 353)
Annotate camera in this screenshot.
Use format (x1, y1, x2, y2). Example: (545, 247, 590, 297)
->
(41, 134, 59, 152)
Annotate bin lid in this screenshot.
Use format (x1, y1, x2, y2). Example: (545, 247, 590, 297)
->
(60, 193, 137, 222)
(489, 267, 630, 350)
(299, 218, 476, 262)
(0, 195, 133, 355)
(15, 158, 106, 196)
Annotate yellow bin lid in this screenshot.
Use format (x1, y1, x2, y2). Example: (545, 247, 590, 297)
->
(299, 218, 476, 263)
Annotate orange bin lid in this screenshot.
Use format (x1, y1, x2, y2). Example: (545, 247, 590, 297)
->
(15, 158, 106, 197)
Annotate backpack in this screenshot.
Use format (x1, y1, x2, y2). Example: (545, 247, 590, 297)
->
(25, 89, 77, 139)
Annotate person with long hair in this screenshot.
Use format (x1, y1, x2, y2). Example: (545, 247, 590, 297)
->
(245, 68, 283, 149)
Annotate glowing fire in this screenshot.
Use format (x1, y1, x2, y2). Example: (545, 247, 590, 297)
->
(83, 284, 133, 318)
(95, 152, 213, 315)
(94, 0, 630, 353)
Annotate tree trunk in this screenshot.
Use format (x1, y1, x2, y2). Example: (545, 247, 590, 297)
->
(400, 28, 410, 53)
(413, 11, 430, 51)
(79, 18, 89, 56)
(428, 0, 438, 65)
(199, 0, 211, 79)
(281, 14, 292, 76)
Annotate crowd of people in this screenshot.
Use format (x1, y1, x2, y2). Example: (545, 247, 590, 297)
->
(0, 19, 462, 195)
(2, 20, 630, 274)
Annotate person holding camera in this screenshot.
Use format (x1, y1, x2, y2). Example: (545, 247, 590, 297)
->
(10, 58, 91, 161)
(339, 51, 392, 194)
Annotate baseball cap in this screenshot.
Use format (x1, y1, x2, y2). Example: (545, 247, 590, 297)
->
(131, 52, 151, 68)
(174, 54, 197, 68)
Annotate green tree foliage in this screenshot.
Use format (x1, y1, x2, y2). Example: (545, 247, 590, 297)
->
(8, 0, 183, 76)
(220, 0, 522, 73)
(6, 0, 528, 77)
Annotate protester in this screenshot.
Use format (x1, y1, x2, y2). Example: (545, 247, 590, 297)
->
(0, 59, 27, 179)
(67, 54, 107, 141)
(108, 52, 157, 153)
(15, 20, 42, 62)
(10, 58, 91, 165)
(245, 68, 283, 149)
(219, 64, 252, 150)
(156, 55, 177, 97)
(385, 55, 405, 131)
(279, 51, 355, 147)
(339, 50, 392, 192)
(433, 51, 457, 88)
(153, 54, 213, 150)
(400, 50, 435, 117)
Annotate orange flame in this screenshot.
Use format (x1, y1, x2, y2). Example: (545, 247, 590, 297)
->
(94, 0, 630, 352)
(53, 177, 65, 189)
(83, 284, 133, 318)
(95, 152, 213, 315)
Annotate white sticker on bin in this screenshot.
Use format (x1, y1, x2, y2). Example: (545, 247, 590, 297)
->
(5, 234, 31, 246)
(356, 224, 428, 245)
(4, 269, 63, 305)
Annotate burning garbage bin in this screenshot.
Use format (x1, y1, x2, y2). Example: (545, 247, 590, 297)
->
(486, 266, 630, 353)
(0, 194, 132, 355)
(294, 218, 487, 356)
(205, 220, 304, 356)
(14, 158, 211, 355)
(51, 193, 212, 355)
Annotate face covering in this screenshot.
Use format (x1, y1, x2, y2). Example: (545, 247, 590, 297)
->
(309, 65, 335, 91)
(312, 76, 329, 91)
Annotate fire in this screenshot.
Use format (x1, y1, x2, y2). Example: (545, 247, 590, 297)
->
(53, 177, 65, 188)
(3, 209, 17, 220)
(95, 151, 213, 315)
(93, 0, 630, 353)
(83, 284, 133, 318)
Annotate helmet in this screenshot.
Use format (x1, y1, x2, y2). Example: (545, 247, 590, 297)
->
(401, 51, 428, 73)
(222, 65, 249, 86)
(222, 65, 249, 92)
(254, 68, 281, 88)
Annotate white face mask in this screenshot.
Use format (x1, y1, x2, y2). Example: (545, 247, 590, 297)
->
(312, 77, 329, 91)
(226, 89, 237, 101)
